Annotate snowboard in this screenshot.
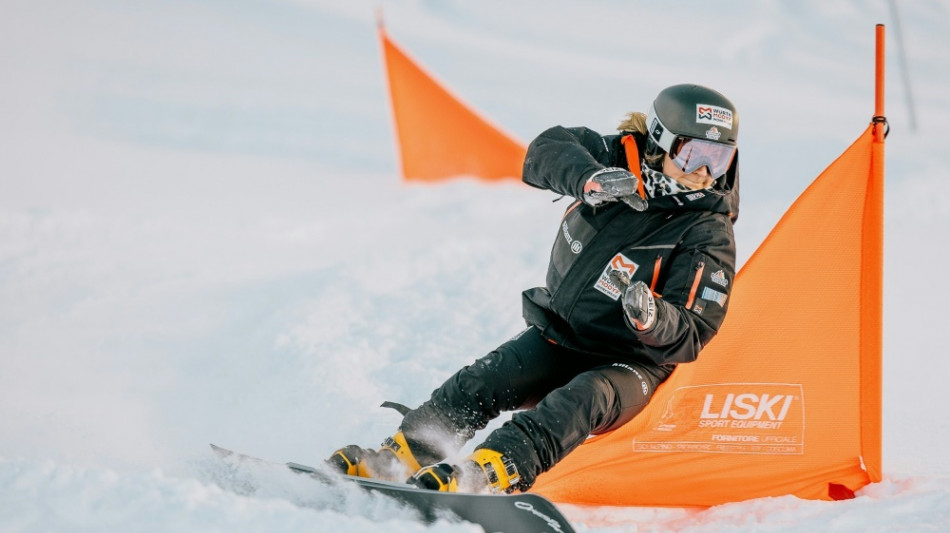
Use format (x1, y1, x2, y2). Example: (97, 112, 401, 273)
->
(210, 444, 575, 533)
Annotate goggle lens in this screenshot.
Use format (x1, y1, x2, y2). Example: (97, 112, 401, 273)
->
(669, 137, 736, 178)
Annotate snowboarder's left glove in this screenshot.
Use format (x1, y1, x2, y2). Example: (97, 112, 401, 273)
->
(583, 167, 648, 211)
(609, 270, 657, 331)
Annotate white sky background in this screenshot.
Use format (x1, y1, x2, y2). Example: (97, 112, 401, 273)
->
(1, 0, 950, 531)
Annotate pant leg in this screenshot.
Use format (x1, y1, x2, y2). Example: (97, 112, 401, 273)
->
(399, 327, 593, 465)
(480, 360, 672, 489)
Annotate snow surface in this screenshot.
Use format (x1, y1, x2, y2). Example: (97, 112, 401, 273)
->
(2, 0, 950, 531)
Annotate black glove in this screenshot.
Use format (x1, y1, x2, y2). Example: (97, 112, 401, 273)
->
(583, 167, 648, 211)
(608, 270, 657, 331)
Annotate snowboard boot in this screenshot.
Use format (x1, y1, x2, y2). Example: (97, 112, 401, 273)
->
(408, 448, 522, 494)
(325, 444, 367, 476)
(327, 431, 424, 482)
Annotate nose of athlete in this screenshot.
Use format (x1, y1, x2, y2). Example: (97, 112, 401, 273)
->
(679, 165, 714, 190)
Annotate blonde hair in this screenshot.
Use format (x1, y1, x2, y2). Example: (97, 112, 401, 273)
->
(617, 112, 647, 134)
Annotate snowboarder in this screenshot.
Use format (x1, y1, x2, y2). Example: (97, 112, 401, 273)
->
(328, 84, 740, 494)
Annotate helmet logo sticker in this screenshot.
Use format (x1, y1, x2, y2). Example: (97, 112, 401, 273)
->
(696, 104, 734, 129)
(705, 126, 721, 141)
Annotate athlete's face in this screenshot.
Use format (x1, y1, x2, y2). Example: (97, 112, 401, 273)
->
(663, 154, 714, 190)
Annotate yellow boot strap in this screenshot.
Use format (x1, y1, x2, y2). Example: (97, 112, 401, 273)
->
(470, 448, 521, 493)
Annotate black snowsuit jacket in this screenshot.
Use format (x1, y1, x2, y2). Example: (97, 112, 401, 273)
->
(521, 126, 739, 367)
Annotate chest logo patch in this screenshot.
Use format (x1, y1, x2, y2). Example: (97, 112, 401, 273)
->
(594, 253, 639, 300)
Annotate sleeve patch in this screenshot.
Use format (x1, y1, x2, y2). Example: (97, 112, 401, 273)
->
(711, 269, 729, 287)
(700, 286, 728, 307)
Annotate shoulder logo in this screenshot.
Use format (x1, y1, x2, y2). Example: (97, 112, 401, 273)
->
(561, 221, 582, 254)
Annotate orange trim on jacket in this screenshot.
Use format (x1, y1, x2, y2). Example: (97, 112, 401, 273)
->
(621, 135, 647, 200)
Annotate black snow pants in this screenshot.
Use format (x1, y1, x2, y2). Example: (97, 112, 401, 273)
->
(399, 326, 672, 490)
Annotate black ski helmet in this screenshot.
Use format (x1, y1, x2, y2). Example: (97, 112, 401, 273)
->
(644, 84, 739, 177)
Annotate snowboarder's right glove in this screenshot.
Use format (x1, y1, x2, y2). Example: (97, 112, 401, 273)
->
(609, 270, 657, 331)
(583, 167, 648, 211)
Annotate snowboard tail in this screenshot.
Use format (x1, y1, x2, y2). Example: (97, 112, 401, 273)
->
(210, 444, 575, 533)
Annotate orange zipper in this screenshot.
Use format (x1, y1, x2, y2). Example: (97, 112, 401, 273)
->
(650, 256, 662, 293)
(685, 260, 706, 309)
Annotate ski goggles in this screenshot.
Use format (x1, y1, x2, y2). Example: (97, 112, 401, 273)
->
(667, 137, 737, 179)
(648, 107, 737, 178)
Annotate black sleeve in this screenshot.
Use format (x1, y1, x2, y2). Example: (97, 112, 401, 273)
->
(631, 214, 737, 365)
(522, 126, 618, 199)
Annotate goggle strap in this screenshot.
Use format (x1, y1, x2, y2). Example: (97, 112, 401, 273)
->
(647, 104, 680, 153)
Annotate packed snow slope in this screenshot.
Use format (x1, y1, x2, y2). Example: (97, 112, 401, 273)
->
(2, 0, 950, 531)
